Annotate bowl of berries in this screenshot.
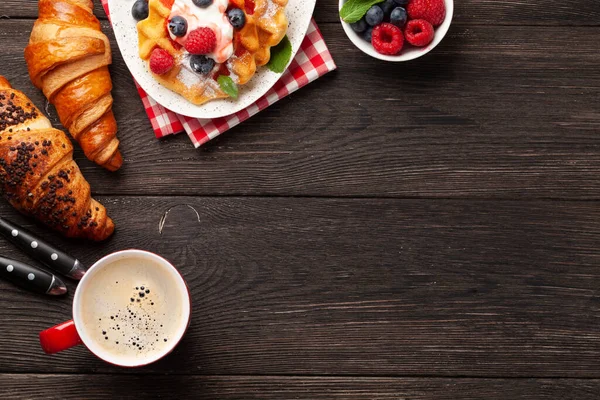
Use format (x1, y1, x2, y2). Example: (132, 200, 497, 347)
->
(339, 0, 453, 61)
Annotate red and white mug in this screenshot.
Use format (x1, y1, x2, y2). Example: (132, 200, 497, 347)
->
(39, 249, 191, 367)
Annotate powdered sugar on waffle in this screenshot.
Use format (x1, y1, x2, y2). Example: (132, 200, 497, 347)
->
(265, 1, 280, 19)
(169, 0, 234, 64)
(178, 53, 219, 88)
(177, 63, 202, 87)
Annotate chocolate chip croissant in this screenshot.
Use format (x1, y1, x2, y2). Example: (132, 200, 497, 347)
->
(0, 76, 114, 241)
(25, 0, 123, 171)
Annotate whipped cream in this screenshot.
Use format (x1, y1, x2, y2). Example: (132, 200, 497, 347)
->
(169, 0, 234, 64)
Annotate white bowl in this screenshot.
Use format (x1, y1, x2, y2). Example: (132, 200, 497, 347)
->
(339, 0, 454, 62)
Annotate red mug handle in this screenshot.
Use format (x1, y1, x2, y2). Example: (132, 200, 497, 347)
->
(39, 320, 83, 354)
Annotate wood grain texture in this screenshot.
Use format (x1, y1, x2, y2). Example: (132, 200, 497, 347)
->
(0, 0, 599, 26)
(0, 20, 598, 198)
(0, 2, 599, 397)
(0, 197, 597, 376)
(0, 375, 599, 399)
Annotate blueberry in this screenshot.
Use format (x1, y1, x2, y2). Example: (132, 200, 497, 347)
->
(365, 5, 384, 26)
(190, 55, 215, 75)
(192, 0, 213, 7)
(380, 0, 396, 16)
(227, 8, 246, 29)
(168, 16, 187, 37)
(363, 27, 374, 43)
(390, 7, 407, 28)
(393, 0, 409, 5)
(131, 0, 149, 21)
(350, 18, 367, 33)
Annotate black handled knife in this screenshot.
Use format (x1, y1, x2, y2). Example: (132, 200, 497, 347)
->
(0, 256, 67, 295)
(0, 217, 86, 280)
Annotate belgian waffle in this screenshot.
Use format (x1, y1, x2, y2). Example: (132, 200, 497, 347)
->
(137, 0, 288, 105)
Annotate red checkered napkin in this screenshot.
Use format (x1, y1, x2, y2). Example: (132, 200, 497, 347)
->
(101, 0, 336, 147)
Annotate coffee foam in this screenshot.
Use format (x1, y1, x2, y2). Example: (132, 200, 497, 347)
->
(77, 256, 187, 365)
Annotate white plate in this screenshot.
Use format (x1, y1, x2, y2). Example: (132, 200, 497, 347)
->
(109, 0, 316, 118)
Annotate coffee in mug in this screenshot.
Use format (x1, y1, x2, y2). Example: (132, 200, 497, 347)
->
(40, 250, 191, 367)
(77, 256, 188, 365)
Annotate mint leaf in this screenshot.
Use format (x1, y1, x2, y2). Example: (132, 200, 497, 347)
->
(340, 0, 383, 23)
(267, 35, 292, 73)
(218, 75, 238, 99)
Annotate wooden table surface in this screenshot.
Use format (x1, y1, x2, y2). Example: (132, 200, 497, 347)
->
(0, 1, 599, 398)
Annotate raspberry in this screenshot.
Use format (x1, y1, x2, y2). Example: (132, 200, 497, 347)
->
(407, 0, 446, 27)
(185, 27, 217, 55)
(371, 23, 404, 55)
(149, 48, 174, 75)
(404, 19, 435, 47)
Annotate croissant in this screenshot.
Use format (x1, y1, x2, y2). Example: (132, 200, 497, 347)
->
(24, 0, 123, 171)
(0, 76, 114, 241)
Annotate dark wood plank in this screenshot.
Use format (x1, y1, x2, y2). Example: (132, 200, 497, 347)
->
(1, 0, 599, 26)
(0, 20, 598, 198)
(1, 375, 599, 399)
(0, 197, 598, 376)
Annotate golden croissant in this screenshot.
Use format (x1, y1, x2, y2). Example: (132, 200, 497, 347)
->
(25, 0, 123, 171)
(0, 76, 114, 241)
